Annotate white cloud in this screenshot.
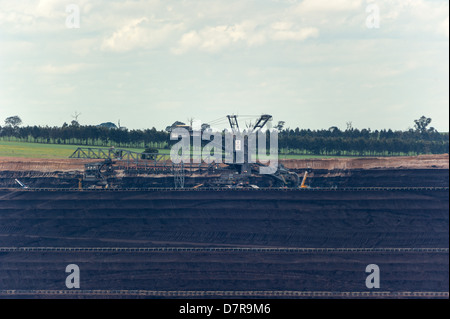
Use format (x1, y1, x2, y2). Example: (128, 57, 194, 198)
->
(35, 0, 65, 18)
(38, 63, 88, 75)
(295, 0, 363, 13)
(377, 0, 449, 37)
(172, 23, 250, 54)
(102, 17, 150, 52)
(101, 17, 183, 52)
(173, 20, 318, 54)
(172, 31, 202, 54)
(198, 24, 247, 52)
(270, 22, 319, 41)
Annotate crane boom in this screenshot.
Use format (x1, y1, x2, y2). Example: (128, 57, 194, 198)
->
(226, 115, 240, 133)
(252, 114, 272, 132)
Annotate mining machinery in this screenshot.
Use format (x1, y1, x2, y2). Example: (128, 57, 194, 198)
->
(69, 114, 301, 188)
(204, 114, 299, 188)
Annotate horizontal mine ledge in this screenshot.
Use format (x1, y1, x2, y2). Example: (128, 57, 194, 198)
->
(0, 290, 448, 298)
(0, 187, 448, 191)
(0, 247, 448, 252)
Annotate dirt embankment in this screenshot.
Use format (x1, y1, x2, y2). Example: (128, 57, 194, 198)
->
(0, 157, 97, 172)
(280, 154, 449, 170)
(0, 154, 448, 172)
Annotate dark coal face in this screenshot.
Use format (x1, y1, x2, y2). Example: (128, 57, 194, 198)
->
(0, 187, 448, 298)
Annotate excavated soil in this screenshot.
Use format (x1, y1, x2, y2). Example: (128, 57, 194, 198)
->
(0, 154, 448, 171)
(0, 157, 97, 172)
(0, 154, 448, 189)
(281, 154, 449, 170)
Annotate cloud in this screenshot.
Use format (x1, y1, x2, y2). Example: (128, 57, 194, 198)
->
(172, 31, 202, 54)
(374, 0, 449, 37)
(0, 0, 95, 33)
(269, 22, 319, 41)
(102, 17, 149, 52)
(295, 0, 363, 13)
(35, 0, 66, 18)
(101, 17, 183, 52)
(172, 20, 318, 54)
(172, 22, 257, 54)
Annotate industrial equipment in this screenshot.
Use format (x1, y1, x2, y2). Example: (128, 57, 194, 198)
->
(300, 171, 310, 188)
(15, 179, 28, 189)
(69, 114, 301, 189)
(206, 114, 300, 188)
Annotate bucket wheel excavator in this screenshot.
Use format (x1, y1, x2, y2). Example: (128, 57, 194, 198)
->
(205, 114, 300, 188)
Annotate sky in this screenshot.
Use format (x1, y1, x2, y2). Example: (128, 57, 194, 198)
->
(0, 0, 448, 132)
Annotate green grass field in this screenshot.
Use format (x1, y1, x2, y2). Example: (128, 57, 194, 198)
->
(0, 141, 147, 159)
(0, 141, 356, 160)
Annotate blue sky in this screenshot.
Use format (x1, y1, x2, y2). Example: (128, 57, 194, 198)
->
(0, 0, 448, 131)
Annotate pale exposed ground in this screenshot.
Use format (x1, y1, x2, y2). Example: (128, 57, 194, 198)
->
(281, 154, 449, 170)
(0, 157, 97, 172)
(0, 154, 448, 172)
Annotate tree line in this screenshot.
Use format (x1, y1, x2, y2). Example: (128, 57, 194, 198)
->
(276, 119, 449, 155)
(0, 115, 448, 156)
(0, 123, 169, 149)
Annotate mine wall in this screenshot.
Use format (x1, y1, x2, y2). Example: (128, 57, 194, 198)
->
(0, 188, 448, 296)
(0, 156, 448, 298)
(0, 188, 448, 249)
(0, 168, 448, 188)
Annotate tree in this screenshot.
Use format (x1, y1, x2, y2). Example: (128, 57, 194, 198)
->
(141, 145, 158, 160)
(329, 126, 339, 132)
(5, 116, 22, 128)
(414, 116, 432, 134)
